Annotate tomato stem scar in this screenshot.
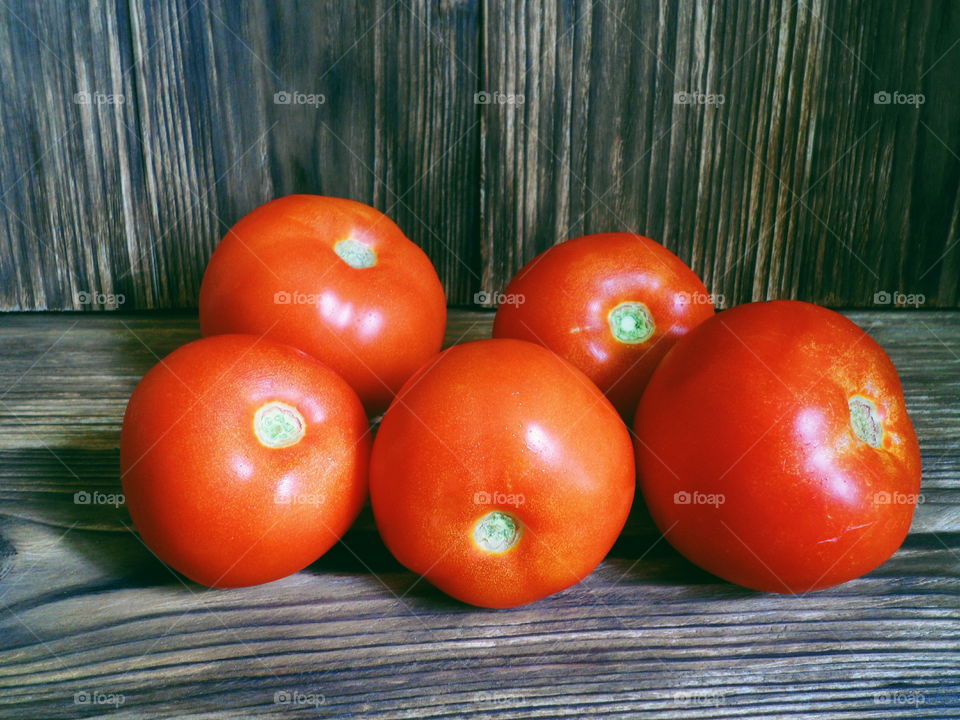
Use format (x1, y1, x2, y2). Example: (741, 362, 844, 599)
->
(334, 238, 377, 268)
(254, 401, 305, 448)
(849, 395, 883, 448)
(474, 511, 520, 553)
(608, 301, 654, 344)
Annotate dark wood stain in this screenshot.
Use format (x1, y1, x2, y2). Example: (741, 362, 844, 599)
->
(479, 0, 960, 309)
(0, 2, 958, 310)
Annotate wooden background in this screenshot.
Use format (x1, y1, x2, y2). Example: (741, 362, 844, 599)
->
(1, 0, 959, 311)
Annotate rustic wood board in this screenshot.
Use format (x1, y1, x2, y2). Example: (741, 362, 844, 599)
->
(479, 0, 960, 308)
(2, 1, 959, 311)
(0, 0, 482, 309)
(0, 309, 957, 718)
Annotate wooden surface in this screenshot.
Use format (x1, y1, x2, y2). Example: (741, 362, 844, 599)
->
(0, 309, 958, 718)
(2, 1, 959, 310)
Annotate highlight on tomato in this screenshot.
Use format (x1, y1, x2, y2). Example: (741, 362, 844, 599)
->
(493, 232, 715, 418)
(370, 338, 635, 608)
(199, 194, 447, 415)
(633, 300, 922, 593)
(120, 334, 370, 588)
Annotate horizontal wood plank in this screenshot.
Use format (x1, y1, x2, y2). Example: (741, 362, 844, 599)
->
(0, 309, 957, 718)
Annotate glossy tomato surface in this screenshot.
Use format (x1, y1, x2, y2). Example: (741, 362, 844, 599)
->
(120, 334, 370, 587)
(199, 195, 447, 415)
(370, 338, 635, 608)
(493, 233, 714, 417)
(633, 301, 921, 592)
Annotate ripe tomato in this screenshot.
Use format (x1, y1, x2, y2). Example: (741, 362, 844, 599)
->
(199, 195, 447, 415)
(493, 233, 714, 417)
(370, 338, 635, 608)
(120, 334, 370, 587)
(633, 301, 921, 592)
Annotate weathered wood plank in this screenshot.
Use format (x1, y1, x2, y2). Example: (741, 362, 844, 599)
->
(126, 0, 482, 308)
(0, 514, 957, 718)
(0, 0, 482, 309)
(479, 0, 960, 308)
(4, 1, 959, 312)
(0, 310, 957, 717)
(0, 0, 147, 311)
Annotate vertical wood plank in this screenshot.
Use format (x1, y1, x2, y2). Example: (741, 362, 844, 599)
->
(0, 0, 147, 310)
(0, 0, 481, 309)
(126, 0, 482, 307)
(374, 0, 483, 303)
(0, 1, 957, 309)
(479, 0, 960, 308)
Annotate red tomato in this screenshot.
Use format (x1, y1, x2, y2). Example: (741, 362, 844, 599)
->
(633, 301, 921, 592)
(370, 339, 635, 608)
(493, 233, 714, 417)
(120, 334, 370, 587)
(199, 195, 447, 415)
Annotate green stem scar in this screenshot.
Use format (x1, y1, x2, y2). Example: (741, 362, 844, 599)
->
(473, 511, 520, 553)
(334, 238, 377, 268)
(254, 401, 305, 448)
(849, 395, 883, 448)
(608, 302, 655, 344)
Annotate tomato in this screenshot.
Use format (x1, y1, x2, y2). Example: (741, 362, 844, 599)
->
(493, 233, 714, 417)
(633, 301, 922, 592)
(370, 338, 635, 608)
(199, 195, 447, 415)
(120, 334, 370, 587)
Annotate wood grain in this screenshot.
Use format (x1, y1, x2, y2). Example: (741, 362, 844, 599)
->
(479, 0, 960, 308)
(0, 0, 147, 312)
(2, 1, 959, 311)
(0, 0, 482, 309)
(0, 310, 957, 718)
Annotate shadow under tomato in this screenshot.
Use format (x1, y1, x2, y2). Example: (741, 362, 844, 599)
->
(3, 446, 181, 588)
(0, 529, 14, 584)
(303, 515, 474, 612)
(609, 495, 759, 596)
(607, 531, 734, 588)
(2, 315, 206, 589)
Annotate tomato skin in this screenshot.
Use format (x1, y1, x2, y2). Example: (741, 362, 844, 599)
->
(633, 301, 922, 593)
(199, 195, 447, 415)
(493, 233, 714, 417)
(370, 338, 635, 608)
(120, 334, 370, 588)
